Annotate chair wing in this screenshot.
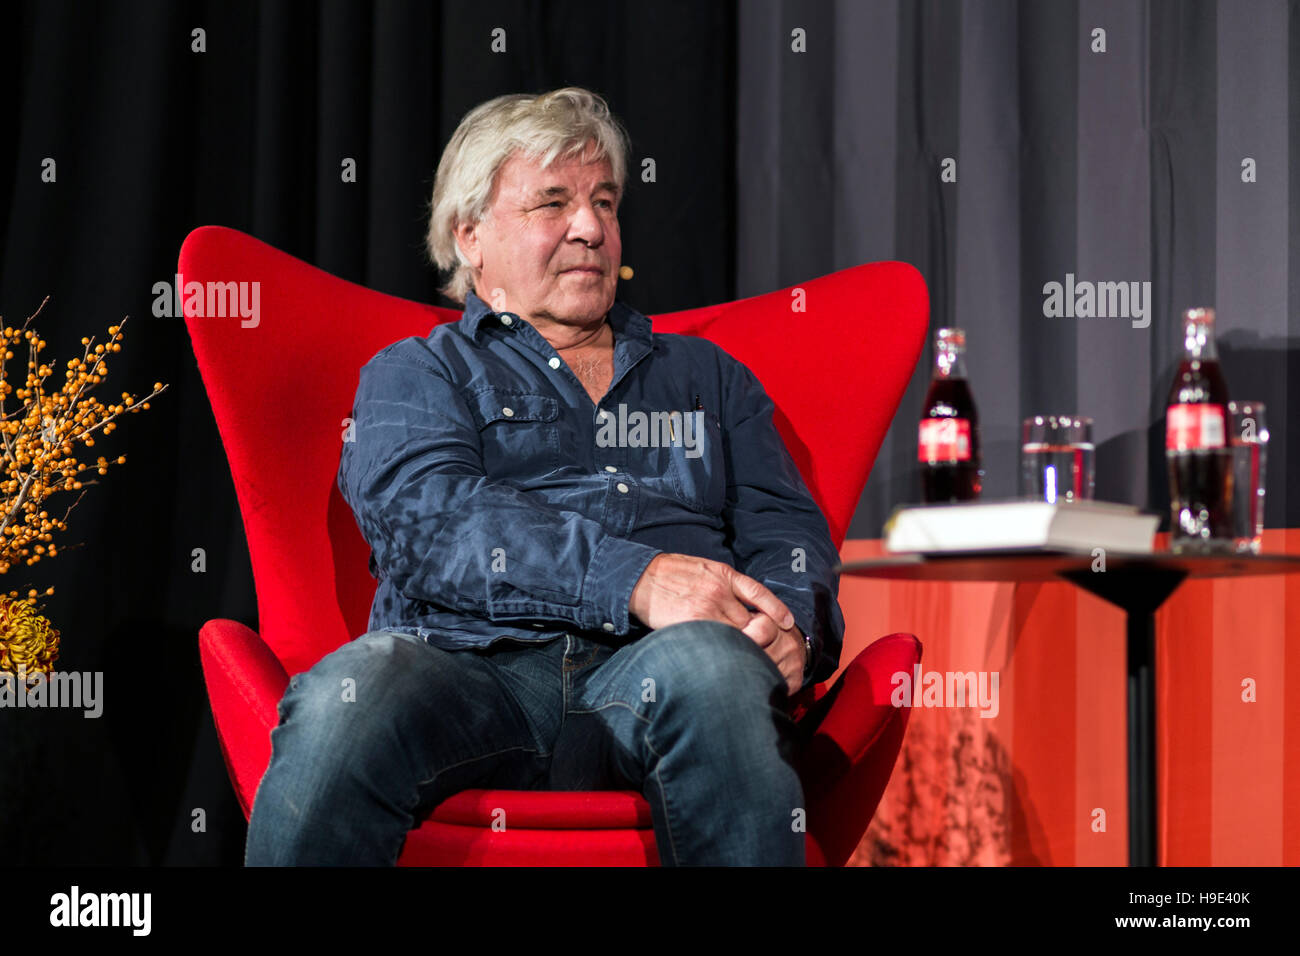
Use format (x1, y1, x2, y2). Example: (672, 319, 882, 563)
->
(652, 264, 929, 547)
(179, 226, 459, 675)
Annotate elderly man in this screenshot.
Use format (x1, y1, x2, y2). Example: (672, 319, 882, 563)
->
(244, 87, 844, 866)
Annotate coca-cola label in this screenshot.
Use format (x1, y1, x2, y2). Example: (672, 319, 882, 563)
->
(918, 418, 971, 462)
(1166, 403, 1226, 450)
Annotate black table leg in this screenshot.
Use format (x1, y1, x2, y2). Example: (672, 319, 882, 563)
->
(1126, 607, 1157, 867)
(1060, 566, 1187, 866)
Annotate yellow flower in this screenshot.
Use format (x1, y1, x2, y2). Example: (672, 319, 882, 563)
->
(0, 596, 60, 677)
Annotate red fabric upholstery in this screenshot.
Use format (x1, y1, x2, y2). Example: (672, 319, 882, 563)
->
(180, 225, 928, 865)
(196, 618, 288, 818)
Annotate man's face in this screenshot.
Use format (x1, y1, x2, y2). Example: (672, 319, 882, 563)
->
(455, 145, 621, 332)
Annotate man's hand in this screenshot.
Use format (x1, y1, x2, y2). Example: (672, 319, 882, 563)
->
(629, 553, 803, 695)
(740, 610, 806, 698)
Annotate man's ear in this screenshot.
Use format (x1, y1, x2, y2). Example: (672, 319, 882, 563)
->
(453, 219, 484, 271)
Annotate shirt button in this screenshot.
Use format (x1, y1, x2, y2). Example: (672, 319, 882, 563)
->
(502, 407, 514, 417)
(604, 465, 617, 473)
(548, 356, 561, 369)
(616, 482, 629, 493)
(598, 410, 609, 419)
(501, 316, 513, 326)
(603, 622, 615, 632)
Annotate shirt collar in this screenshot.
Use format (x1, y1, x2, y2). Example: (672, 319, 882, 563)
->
(458, 289, 652, 352)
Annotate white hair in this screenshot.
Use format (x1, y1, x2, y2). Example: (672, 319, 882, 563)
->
(426, 87, 632, 305)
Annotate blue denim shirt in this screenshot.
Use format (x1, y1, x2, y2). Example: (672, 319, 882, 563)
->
(337, 290, 844, 689)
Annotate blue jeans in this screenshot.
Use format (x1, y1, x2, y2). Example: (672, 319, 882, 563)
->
(244, 619, 807, 865)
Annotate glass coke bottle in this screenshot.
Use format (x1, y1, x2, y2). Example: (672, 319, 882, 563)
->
(919, 327, 982, 503)
(1166, 307, 1233, 551)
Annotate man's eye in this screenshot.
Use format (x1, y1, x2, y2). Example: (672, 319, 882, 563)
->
(544, 200, 613, 209)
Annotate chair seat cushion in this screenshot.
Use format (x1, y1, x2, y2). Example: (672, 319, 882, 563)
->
(428, 788, 653, 828)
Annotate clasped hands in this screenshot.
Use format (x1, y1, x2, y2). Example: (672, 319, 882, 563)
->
(628, 553, 806, 697)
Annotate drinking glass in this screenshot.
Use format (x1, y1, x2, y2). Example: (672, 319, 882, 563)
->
(1227, 401, 1267, 553)
(1020, 415, 1095, 503)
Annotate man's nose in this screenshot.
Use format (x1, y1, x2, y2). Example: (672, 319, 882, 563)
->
(567, 201, 607, 245)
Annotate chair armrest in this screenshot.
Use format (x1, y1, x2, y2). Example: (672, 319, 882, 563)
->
(198, 619, 291, 819)
(794, 632, 923, 866)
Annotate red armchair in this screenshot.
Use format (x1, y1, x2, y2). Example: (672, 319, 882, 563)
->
(180, 225, 928, 865)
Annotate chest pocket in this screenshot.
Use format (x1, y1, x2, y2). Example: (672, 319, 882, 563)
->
(659, 409, 726, 514)
(466, 387, 561, 480)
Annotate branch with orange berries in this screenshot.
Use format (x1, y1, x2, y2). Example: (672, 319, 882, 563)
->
(0, 297, 167, 675)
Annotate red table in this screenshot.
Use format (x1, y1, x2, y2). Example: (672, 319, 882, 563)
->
(835, 548, 1300, 866)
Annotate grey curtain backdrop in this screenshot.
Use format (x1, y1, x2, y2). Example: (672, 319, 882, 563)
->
(737, 0, 1297, 539)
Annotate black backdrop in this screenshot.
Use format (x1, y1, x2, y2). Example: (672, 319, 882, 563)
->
(0, 0, 739, 866)
(4, 0, 1299, 867)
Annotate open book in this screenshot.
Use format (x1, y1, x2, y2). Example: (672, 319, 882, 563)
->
(883, 499, 1160, 554)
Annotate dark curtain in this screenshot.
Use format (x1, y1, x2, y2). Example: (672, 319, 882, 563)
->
(2, 0, 1297, 866)
(0, 0, 738, 866)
